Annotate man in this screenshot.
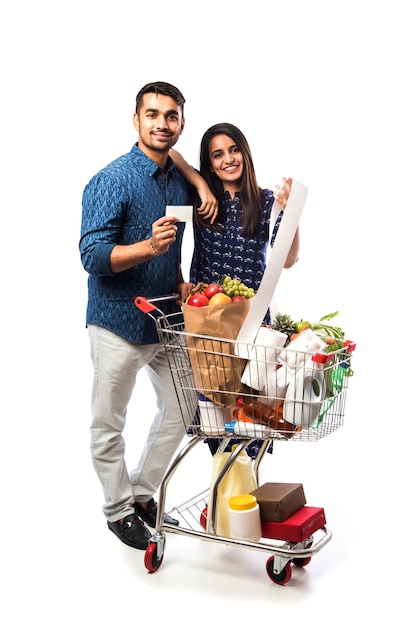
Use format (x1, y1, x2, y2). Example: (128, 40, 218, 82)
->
(79, 82, 214, 550)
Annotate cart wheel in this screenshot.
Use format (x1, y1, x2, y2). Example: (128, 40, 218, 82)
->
(144, 542, 164, 573)
(292, 540, 313, 567)
(200, 506, 208, 530)
(292, 556, 312, 567)
(266, 557, 292, 585)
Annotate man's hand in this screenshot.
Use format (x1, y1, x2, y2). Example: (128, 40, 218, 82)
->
(176, 281, 194, 305)
(195, 186, 218, 224)
(149, 215, 179, 255)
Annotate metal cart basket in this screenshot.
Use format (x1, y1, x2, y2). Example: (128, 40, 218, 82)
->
(134, 295, 356, 585)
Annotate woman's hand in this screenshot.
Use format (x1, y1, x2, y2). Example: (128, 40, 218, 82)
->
(274, 177, 293, 209)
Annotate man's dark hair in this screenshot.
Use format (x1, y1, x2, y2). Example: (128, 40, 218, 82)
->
(135, 81, 186, 115)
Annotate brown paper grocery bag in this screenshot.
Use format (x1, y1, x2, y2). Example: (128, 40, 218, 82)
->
(182, 299, 251, 406)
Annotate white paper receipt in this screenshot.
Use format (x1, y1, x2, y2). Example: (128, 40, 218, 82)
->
(165, 205, 193, 222)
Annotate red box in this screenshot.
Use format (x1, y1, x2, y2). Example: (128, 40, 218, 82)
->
(261, 506, 326, 542)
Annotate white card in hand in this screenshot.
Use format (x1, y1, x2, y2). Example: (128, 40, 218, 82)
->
(165, 205, 193, 222)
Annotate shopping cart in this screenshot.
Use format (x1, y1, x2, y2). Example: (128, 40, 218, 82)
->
(134, 294, 356, 585)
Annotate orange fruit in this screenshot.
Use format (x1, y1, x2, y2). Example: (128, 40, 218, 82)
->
(208, 292, 232, 306)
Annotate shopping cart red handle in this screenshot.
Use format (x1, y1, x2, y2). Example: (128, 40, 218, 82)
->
(134, 296, 158, 313)
(134, 294, 181, 314)
(344, 340, 356, 352)
(311, 340, 356, 363)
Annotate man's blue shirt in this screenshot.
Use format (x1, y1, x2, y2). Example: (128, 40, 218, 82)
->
(80, 144, 189, 344)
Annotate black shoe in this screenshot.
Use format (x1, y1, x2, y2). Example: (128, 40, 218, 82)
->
(134, 499, 179, 527)
(107, 513, 152, 550)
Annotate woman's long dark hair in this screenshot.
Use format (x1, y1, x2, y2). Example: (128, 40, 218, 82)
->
(195, 123, 264, 236)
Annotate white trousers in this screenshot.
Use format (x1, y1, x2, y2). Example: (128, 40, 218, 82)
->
(88, 324, 188, 522)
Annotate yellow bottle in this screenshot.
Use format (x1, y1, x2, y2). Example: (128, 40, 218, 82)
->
(207, 446, 257, 537)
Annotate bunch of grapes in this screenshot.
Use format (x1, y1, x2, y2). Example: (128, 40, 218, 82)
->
(221, 276, 255, 299)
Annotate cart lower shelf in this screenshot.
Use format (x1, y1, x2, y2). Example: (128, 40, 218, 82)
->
(144, 488, 332, 585)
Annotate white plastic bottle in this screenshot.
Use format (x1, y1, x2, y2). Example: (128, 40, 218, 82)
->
(198, 393, 228, 435)
(228, 494, 262, 542)
(207, 448, 257, 537)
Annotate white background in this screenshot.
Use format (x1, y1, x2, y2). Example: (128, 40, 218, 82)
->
(1, 1, 416, 624)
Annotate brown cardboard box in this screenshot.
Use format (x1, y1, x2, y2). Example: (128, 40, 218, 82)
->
(250, 482, 306, 522)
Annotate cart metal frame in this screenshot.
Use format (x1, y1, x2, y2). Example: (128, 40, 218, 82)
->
(134, 295, 355, 585)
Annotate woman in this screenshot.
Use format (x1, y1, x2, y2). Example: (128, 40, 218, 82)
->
(189, 123, 298, 321)
(186, 123, 300, 456)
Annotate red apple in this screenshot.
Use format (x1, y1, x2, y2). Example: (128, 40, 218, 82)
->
(204, 283, 223, 299)
(232, 295, 245, 302)
(187, 293, 209, 307)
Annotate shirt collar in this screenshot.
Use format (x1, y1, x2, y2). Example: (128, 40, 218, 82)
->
(130, 143, 175, 176)
(223, 190, 241, 201)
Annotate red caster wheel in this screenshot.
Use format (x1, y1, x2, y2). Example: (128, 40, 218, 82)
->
(266, 557, 292, 585)
(293, 556, 312, 567)
(144, 542, 164, 573)
(293, 540, 313, 567)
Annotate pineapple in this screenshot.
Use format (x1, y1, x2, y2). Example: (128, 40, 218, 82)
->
(272, 312, 296, 345)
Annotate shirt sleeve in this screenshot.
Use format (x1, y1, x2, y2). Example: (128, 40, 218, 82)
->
(79, 172, 126, 276)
